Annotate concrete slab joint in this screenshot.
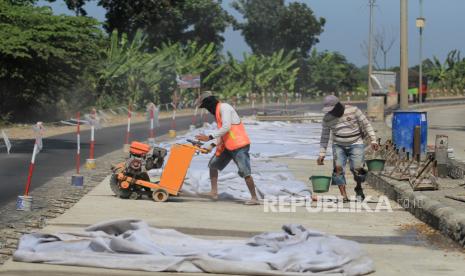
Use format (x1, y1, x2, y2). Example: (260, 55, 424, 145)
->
(367, 172, 465, 247)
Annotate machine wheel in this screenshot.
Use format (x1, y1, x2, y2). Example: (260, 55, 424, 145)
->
(109, 174, 120, 195)
(109, 174, 131, 199)
(129, 192, 141, 200)
(152, 189, 169, 202)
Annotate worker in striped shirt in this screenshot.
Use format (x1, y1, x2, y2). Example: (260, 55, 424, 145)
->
(317, 95, 379, 202)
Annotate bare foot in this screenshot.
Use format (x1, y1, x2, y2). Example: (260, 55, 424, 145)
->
(199, 192, 218, 200)
(244, 199, 260, 205)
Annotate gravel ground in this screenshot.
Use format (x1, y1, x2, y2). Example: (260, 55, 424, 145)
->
(0, 146, 126, 264)
(0, 124, 187, 265)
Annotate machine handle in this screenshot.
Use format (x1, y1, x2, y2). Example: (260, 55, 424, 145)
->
(186, 139, 204, 147)
(183, 140, 210, 154)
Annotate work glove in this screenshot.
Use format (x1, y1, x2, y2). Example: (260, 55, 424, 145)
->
(317, 156, 325, 165)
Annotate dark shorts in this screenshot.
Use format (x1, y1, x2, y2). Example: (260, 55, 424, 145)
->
(208, 145, 252, 178)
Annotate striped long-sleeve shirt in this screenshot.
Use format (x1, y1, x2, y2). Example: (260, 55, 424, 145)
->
(319, 105, 376, 157)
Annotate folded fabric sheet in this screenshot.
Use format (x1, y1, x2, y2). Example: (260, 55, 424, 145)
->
(14, 219, 374, 276)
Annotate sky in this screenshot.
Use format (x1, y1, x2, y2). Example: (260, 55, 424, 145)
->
(37, 0, 465, 68)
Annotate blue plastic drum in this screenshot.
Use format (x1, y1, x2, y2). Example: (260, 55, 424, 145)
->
(392, 111, 428, 155)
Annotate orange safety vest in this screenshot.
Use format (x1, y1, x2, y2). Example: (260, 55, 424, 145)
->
(215, 102, 250, 155)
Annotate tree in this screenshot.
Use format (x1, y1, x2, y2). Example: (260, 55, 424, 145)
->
(208, 50, 299, 105)
(161, 40, 220, 104)
(97, 30, 176, 107)
(232, 0, 325, 57)
(53, 0, 88, 16)
(97, 0, 233, 49)
(360, 28, 396, 71)
(360, 40, 380, 70)
(97, 29, 221, 107)
(98, 30, 151, 106)
(374, 27, 396, 70)
(424, 50, 465, 92)
(0, 1, 104, 121)
(7, 0, 36, 5)
(8, 0, 87, 15)
(307, 49, 360, 94)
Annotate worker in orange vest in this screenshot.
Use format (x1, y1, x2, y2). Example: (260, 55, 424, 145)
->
(195, 91, 259, 205)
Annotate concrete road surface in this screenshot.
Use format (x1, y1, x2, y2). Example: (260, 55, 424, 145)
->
(0, 103, 365, 207)
(1, 156, 463, 275)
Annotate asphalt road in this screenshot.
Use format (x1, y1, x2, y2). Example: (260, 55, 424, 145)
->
(0, 103, 366, 207)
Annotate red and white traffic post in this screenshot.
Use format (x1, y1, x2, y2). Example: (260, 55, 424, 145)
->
(17, 122, 44, 211)
(190, 89, 201, 131)
(71, 112, 84, 187)
(85, 108, 97, 169)
(284, 92, 289, 113)
(1, 129, 11, 154)
(148, 103, 157, 146)
(169, 104, 177, 138)
(24, 142, 38, 196)
(169, 91, 178, 138)
(76, 112, 81, 174)
(190, 105, 198, 131)
(201, 108, 208, 126)
(123, 104, 132, 153)
(90, 109, 96, 160)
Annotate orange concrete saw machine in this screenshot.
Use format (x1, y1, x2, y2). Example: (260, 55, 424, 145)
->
(110, 140, 209, 202)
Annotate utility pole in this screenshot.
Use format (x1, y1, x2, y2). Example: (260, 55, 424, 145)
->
(400, 0, 409, 109)
(416, 0, 425, 103)
(367, 0, 375, 98)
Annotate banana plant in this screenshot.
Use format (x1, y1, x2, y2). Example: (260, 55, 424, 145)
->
(98, 28, 300, 107)
(98, 29, 177, 106)
(98, 29, 150, 105)
(141, 47, 175, 102)
(262, 50, 299, 96)
(158, 41, 219, 102)
(423, 49, 465, 92)
(209, 50, 299, 103)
